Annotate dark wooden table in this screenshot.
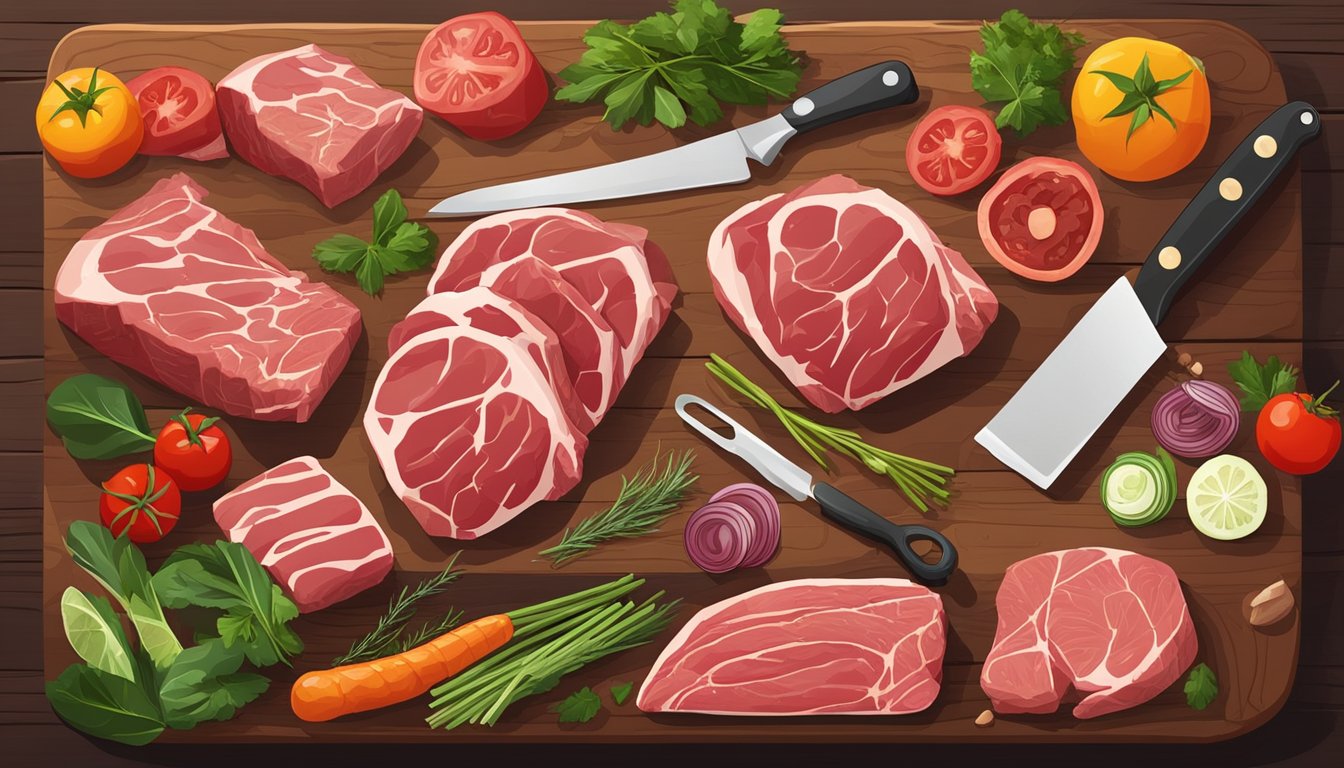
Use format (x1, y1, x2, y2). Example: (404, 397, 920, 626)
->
(4, 1, 1341, 765)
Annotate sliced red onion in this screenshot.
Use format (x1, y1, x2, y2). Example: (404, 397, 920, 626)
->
(1151, 379, 1240, 458)
(684, 501, 755, 573)
(710, 483, 781, 567)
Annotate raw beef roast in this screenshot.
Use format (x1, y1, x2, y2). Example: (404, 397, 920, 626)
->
(54, 173, 361, 422)
(708, 174, 999, 413)
(213, 456, 394, 613)
(364, 324, 587, 539)
(637, 579, 946, 715)
(217, 44, 423, 208)
(980, 548, 1197, 719)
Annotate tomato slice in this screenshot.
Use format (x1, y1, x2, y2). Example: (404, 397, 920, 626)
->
(127, 66, 227, 159)
(413, 12, 548, 141)
(905, 105, 1002, 196)
(977, 157, 1104, 282)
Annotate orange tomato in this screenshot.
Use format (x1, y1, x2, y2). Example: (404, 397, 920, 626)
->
(36, 67, 143, 179)
(1072, 38, 1210, 182)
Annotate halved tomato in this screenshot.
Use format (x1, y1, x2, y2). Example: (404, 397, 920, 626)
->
(905, 105, 1002, 196)
(977, 157, 1104, 282)
(414, 12, 549, 141)
(126, 66, 227, 159)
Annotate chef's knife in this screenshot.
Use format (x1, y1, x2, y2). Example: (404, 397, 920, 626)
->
(675, 394, 957, 585)
(976, 102, 1321, 489)
(428, 61, 918, 216)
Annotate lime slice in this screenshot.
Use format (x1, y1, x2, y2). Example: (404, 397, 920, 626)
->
(60, 586, 135, 682)
(1186, 455, 1268, 541)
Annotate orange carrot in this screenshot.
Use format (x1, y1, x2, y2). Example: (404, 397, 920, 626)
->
(291, 614, 513, 722)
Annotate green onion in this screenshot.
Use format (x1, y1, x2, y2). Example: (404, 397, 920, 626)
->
(1100, 447, 1177, 526)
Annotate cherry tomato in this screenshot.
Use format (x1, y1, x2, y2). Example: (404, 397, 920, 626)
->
(154, 408, 232, 491)
(1256, 382, 1341, 475)
(413, 12, 548, 140)
(100, 464, 181, 544)
(905, 105, 1002, 196)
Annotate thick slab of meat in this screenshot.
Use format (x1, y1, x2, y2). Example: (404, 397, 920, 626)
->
(708, 174, 999, 413)
(213, 456, 393, 613)
(980, 548, 1198, 719)
(425, 208, 677, 386)
(637, 579, 946, 715)
(53, 173, 361, 422)
(364, 324, 587, 539)
(217, 44, 423, 208)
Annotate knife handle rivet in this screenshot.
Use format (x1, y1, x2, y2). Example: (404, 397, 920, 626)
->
(1158, 246, 1182, 270)
(792, 97, 815, 116)
(1254, 135, 1278, 158)
(882, 70, 900, 86)
(1301, 111, 1315, 126)
(1218, 177, 1243, 201)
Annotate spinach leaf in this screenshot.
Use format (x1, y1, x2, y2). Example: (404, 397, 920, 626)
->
(45, 662, 165, 746)
(65, 521, 182, 667)
(157, 638, 269, 729)
(153, 541, 303, 667)
(59, 587, 136, 682)
(46, 374, 156, 460)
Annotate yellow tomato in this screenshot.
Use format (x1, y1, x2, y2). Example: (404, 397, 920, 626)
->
(1072, 38, 1210, 182)
(36, 67, 143, 179)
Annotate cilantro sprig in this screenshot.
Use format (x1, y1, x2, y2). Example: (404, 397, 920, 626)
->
(1228, 351, 1299, 412)
(969, 10, 1085, 135)
(311, 190, 437, 296)
(552, 687, 603, 723)
(556, 0, 804, 131)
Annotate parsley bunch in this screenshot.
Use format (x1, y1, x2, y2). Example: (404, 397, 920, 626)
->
(311, 189, 437, 295)
(969, 10, 1085, 135)
(556, 0, 803, 130)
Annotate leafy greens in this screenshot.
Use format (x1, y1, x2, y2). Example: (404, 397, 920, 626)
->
(556, 0, 804, 130)
(45, 374, 156, 460)
(1184, 662, 1218, 710)
(969, 10, 1085, 135)
(552, 687, 603, 723)
(312, 189, 438, 295)
(1228, 351, 1299, 412)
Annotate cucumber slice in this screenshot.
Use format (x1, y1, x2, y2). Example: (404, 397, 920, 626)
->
(1101, 447, 1176, 527)
(1186, 455, 1268, 541)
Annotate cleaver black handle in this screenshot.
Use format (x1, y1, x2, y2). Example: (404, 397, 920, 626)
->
(812, 482, 957, 586)
(1134, 102, 1321, 326)
(781, 61, 919, 134)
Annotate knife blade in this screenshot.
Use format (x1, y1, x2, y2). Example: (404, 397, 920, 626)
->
(977, 102, 1322, 489)
(674, 394, 957, 585)
(429, 61, 918, 216)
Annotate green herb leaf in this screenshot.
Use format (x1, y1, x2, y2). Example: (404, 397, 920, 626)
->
(1184, 662, 1218, 710)
(310, 189, 437, 295)
(45, 374, 157, 460)
(333, 554, 463, 666)
(46, 663, 166, 746)
(556, 0, 803, 131)
(969, 10, 1083, 136)
(60, 587, 137, 682)
(552, 687, 603, 723)
(1227, 351, 1299, 412)
(157, 638, 269, 730)
(312, 234, 372, 273)
(610, 681, 634, 705)
(371, 189, 408, 246)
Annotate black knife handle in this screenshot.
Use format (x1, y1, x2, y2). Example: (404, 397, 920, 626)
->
(1133, 102, 1321, 326)
(812, 482, 957, 586)
(781, 61, 918, 134)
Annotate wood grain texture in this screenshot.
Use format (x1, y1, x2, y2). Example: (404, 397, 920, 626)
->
(35, 18, 1306, 748)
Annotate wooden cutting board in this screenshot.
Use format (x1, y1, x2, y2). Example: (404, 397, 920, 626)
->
(42, 20, 1302, 743)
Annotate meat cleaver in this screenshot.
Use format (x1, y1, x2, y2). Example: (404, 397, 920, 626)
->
(976, 102, 1321, 489)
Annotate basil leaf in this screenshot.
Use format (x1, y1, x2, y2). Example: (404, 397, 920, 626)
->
(46, 374, 156, 460)
(158, 638, 269, 730)
(46, 663, 165, 746)
(371, 189, 408, 247)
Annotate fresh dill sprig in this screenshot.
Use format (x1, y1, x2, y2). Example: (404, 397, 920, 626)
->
(332, 552, 462, 666)
(538, 449, 697, 566)
(705, 354, 955, 512)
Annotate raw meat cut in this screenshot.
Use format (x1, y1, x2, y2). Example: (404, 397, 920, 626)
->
(637, 579, 946, 715)
(980, 547, 1197, 719)
(364, 324, 587, 539)
(386, 287, 588, 431)
(426, 208, 677, 385)
(213, 456, 393, 613)
(54, 173, 361, 422)
(708, 174, 999, 413)
(217, 44, 423, 208)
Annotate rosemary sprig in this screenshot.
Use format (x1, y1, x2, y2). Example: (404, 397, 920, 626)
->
(332, 552, 462, 666)
(538, 449, 697, 566)
(395, 609, 465, 653)
(706, 354, 955, 512)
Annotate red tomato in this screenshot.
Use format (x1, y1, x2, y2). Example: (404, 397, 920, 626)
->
(1256, 383, 1341, 475)
(977, 157, 1104, 282)
(126, 66, 226, 158)
(413, 12, 548, 140)
(100, 464, 181, 544)
(905, 105, 1002, 196)
(154, 408, 232, 491)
